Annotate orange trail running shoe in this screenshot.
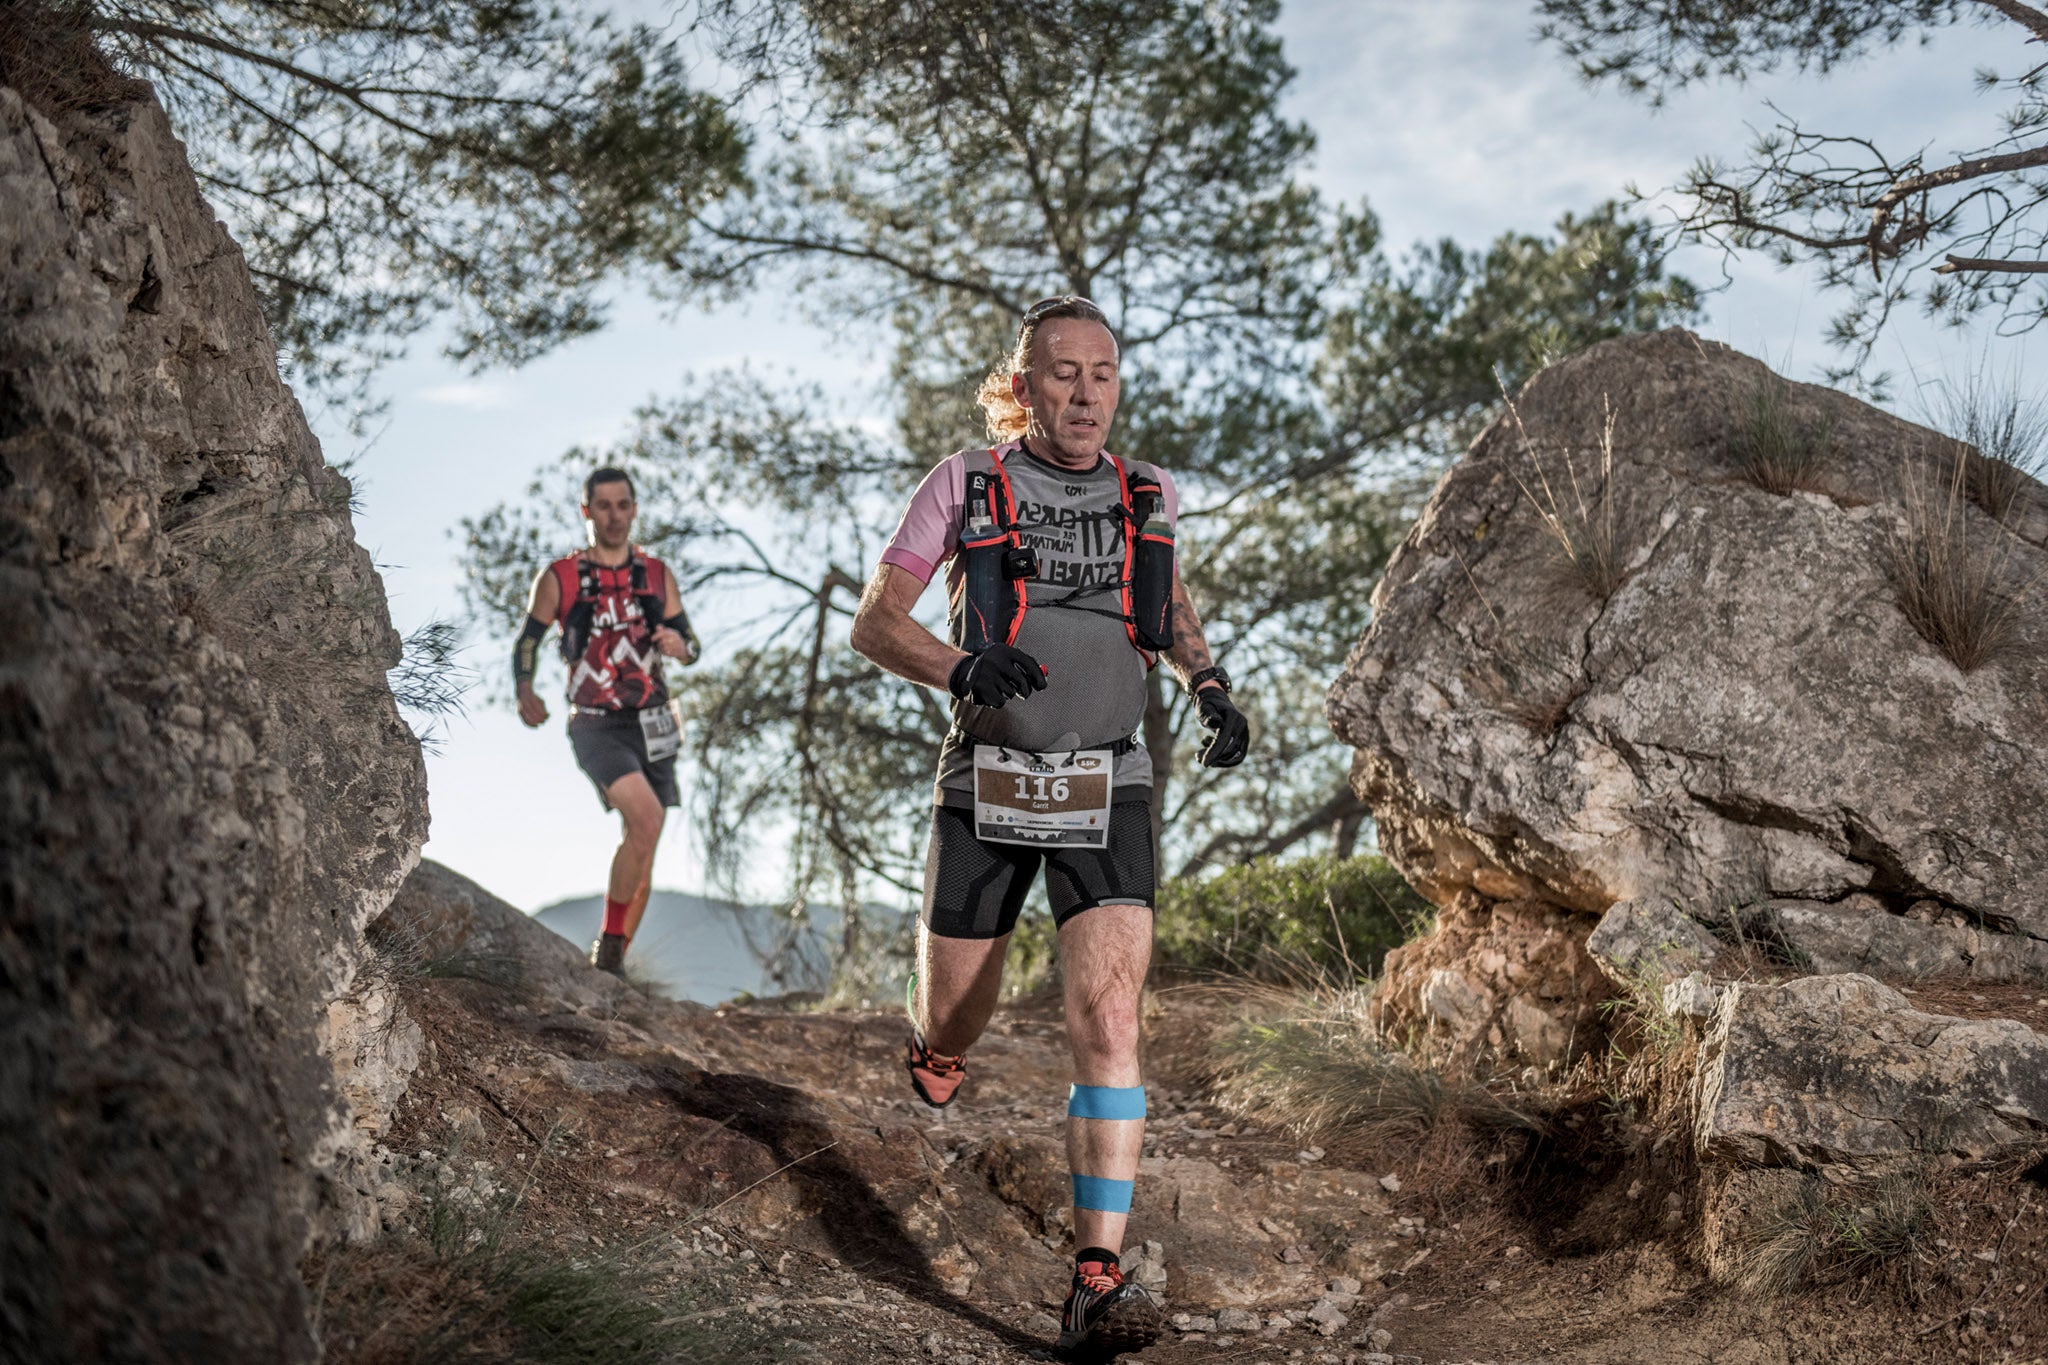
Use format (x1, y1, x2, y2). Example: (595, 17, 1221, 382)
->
(905, 1031, 968, 1108)
(1057, 1256, 1162, 1358)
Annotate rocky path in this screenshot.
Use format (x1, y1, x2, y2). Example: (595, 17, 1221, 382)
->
(348, 865, 2046, 1365)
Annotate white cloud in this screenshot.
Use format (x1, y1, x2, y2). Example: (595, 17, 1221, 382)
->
(416, 380, 513, 410)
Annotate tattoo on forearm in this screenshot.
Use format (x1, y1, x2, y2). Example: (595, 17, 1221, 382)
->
(1168, 598, 1213, 683)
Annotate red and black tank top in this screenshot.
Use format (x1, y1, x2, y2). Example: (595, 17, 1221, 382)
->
(547, 549, 671, 711)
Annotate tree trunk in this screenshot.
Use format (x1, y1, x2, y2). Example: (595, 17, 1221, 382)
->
(1333, 804, 1366, 859)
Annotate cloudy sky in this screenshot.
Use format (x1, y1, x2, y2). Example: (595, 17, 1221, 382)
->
(322, 1, 2045, 912)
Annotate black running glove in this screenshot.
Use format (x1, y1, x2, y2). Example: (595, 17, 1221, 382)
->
(1195, 686, 1250, 768)
(948, 644, 1048, 707)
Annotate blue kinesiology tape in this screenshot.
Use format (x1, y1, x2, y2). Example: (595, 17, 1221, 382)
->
(1066, 1084, 1146, 1121)
(1071, 1174, 1135, 1213)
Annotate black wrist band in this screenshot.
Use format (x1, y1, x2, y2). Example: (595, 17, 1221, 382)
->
(514, 614, 548, 687)
(947, 654, 973, 699)
(1188, 665, 1231, 695)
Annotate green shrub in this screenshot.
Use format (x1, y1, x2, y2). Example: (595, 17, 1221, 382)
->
(1155, 854, 1433, 981)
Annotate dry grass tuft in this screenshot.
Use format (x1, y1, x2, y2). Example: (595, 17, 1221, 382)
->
(388, 620, 474, 751)
(364, 911, 526, 991)
(1733, 372, 1835, 495)
(310, 1148, 753, 1365)
(0, 3, 150, 118)
(1733, 1170, 1935, 1297)
(1207, 984, 1541, 1147)
(622, 954, 676, 1000)
(1504, 388, 1628, 598)
(1887, 445, 2036, 672)
(1923, 368, 2048, 524)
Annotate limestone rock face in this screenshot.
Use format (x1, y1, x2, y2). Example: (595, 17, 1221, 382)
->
(1367, 893, 1611, 1067)
(0, 87, 426, 1361)
(1695, 974, 2048, 1173)
(1328, 329, 2048, 947)
(1585, 897, 1724, 986)
(374, 858, 642, 1016)
(1760, 896, 2048, 980)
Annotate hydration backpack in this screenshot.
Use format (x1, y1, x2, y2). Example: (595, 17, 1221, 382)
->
(551, 550, 669, 665)
(955, 446, 1175, 662)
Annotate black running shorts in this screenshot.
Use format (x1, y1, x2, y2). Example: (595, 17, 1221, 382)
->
(567, 708, 680, 812)
(920, 799, 1155, 940)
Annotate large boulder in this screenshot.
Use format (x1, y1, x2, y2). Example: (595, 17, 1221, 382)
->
(1329, 329, 2048, 930)
(1329, 330, 2048, 1049)
(371, 859, 642, 1016)
(1695, 974, 2048, 1173)
(0, 85, 425, 1362)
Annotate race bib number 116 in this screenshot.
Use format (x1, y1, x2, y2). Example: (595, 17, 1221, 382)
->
(972, 746, 1114, 848)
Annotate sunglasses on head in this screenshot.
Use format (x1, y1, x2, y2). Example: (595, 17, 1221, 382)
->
(1020, 294, 1100, 327)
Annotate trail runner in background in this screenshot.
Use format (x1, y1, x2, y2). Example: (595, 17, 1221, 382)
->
(514, 468, 699, 978)
(851, 296, 1251, 1357)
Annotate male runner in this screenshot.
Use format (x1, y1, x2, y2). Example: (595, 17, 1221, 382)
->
(850, 297, 1251, 1356)
(514, 467, 699, 977)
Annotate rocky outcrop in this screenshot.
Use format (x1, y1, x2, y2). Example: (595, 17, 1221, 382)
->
(373, 858, 640, 1016)
(1584, 896, 1724, 986)
(1755, 896, 2048, 980)
(1695, 974, 2048, 1173)
(1330, 328, 2048, 1064)
(0, 85, 425, 1362)
(1329, 328, 2048, 940)
(1367, 893, 1611, 1068)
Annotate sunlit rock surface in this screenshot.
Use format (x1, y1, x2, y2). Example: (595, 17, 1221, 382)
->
(1330, 329, 2048, 1066)
(1696, 974, 2048, 1172)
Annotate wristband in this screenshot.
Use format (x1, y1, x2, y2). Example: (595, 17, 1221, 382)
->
(513, 614, 548, 688)
(660, 607, 700, 653)
(1188, 665, 1231, 695)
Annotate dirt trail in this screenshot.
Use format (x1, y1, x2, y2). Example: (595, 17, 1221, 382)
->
(355, 886, 2048, 1365)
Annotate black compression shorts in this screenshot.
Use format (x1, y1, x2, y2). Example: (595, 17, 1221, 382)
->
(567, 708, 680, 812)
(920, 799, 1155, 940)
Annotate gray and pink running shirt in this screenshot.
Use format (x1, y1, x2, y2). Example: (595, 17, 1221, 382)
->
(881, 440, 1179, 807)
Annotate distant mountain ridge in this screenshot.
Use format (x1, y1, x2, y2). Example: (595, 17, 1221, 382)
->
(534, 890, 783, 1004)
(533, 890, 913, 1006)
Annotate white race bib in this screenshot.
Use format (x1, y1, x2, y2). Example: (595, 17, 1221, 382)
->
(638, 701, 682, 761)
(972, 746, 1114, 848)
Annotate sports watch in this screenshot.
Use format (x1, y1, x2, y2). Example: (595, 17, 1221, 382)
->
(1187, 665, 1231, 695)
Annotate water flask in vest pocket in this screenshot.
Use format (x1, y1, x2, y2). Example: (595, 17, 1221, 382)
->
(960, 468, 1021, 650)
(1128, 476, 1175, 651)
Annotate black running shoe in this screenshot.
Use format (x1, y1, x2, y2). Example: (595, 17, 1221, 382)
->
(1057, 1258, 1161, 1358)
(589, 932, 627, 978)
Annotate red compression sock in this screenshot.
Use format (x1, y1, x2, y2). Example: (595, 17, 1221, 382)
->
(601, 897, 631, 937)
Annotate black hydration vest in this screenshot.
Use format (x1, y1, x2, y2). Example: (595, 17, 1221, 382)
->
(955, 445, 1176, 661)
